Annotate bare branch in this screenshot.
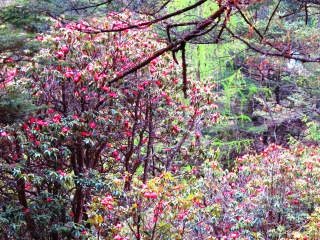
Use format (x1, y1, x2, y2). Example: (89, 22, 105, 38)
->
(86, 0, 208, 33)
(226, 26, 320, 63)
(107, 4, 227, 85)
(181, 43, 187, 98)
(264, 0, 282, 35)
(68, 1, 112, 11)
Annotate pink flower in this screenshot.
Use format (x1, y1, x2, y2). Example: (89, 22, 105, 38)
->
(100, 86, 110, 92)
(114, 235, 122, 240)
(143, 192, 151, 198)
(151, 58, 158, 65)
(94, 74, 100, 81)
(88, 65, 94, 73)
(292, 199, 299, 204)
(57, 51, 64, 58)
(104, 195, 114, 202)
(0, 132, 8, 137)
(116, 223, 123, 228)
(155, 80, 162, 86)
(112, 151, 119, 158)
(178, 212, 187, 220)
(108, 92, 117, 98)
(121, 57, 128, 62)
(29, 117, 37, 123)
(125, 131, 132, 137)
(53, 114, 61, 122)
(61, 46, 69, 53)
(73, 72, 81, 83)
(62, 127, 69, 133)
(138, 84, 144, 91)
(58, 170, 67, 177)
(89, 122, 97, 129)
(230, 232, 239, 239)
(172, 125, 180, 132)
(149, 192, 157, 198)
(37, 120, 48, 126)
(6, 58, 14, 63)
(81, 132, 89, 137)
(35, 36, 43, 41)
(143, 191, 157, 199)
(64, 71, 74, 78)
(101, 195, 114, 209)
(73, 76, 80, 83)
(101, 73, 108, 78)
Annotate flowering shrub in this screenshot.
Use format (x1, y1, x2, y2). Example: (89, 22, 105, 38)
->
(101, 143, 320, 240)
(0, 11, 217, 239)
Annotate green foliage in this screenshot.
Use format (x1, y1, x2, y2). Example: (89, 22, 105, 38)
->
(297, 207, 320, 239)
(305, 121, 320, 142)
(0, 89, 37, 123)
(0, 1, 49, 32)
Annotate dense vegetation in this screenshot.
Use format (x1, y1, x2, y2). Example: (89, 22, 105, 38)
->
(0, 0, 320, 239)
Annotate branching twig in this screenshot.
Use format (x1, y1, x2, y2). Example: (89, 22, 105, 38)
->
(181, 42, 188, 98)
(264, 0, 282, 35)
(226, 26, 320, 63)
(86, 0, 208, 33)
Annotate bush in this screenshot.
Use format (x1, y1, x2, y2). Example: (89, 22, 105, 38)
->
(0, 11, 217, 239)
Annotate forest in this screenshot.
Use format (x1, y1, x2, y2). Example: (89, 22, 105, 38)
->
(0, 0, 320, 239)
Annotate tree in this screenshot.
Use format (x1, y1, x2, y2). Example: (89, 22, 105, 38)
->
(71, 0, 320, 154)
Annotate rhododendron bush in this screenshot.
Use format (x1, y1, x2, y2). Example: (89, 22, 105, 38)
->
(0, 12, 320, 240)
(110, 143, 320, 240)
(0, 12, 217, 239)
